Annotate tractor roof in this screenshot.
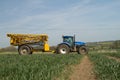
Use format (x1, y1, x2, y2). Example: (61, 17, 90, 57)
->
(63, 36, 73, 38)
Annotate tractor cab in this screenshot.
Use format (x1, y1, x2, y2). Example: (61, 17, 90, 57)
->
(63, 36, 74, 46)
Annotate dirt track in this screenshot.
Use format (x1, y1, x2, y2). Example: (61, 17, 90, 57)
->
(69, 56, 96, 80)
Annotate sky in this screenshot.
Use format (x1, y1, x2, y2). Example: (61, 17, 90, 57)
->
(0, 0, 120, 48)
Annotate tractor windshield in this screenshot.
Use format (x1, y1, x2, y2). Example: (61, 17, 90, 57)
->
(63, 36, 73, 46)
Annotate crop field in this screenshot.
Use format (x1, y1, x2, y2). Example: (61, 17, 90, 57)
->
(0, 53, 83, 80)
(0, 51, 120, 80)
(89, 52, 120, 80)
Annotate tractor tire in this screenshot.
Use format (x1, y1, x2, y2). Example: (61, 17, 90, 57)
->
(78, 46, 88, 54)
(18, 45, 32, 55)
(57, 44, 70, 54)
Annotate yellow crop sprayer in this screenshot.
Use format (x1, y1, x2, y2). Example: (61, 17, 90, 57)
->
(7, 34, 88, 55)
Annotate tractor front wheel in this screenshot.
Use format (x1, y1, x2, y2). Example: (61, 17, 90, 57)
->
(78, 46, 88, 54)
(57, 44, 70, 54)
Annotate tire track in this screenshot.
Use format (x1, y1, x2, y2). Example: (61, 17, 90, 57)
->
(69, 56, 96, 80)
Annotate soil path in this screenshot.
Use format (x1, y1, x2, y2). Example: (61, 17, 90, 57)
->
(69, 56, 96, 80)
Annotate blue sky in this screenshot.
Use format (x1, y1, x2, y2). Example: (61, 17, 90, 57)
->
(0, 0, 120, 48)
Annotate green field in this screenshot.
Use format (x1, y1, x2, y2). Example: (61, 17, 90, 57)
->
(0, 51, 120, 80)
(0, 53, 83, 80)
(89, 53, 120, 80)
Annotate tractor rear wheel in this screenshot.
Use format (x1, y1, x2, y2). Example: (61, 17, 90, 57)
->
(57, 44, 70, 54)
(78, 46, 88, 54)
(18, 45, 32, 55)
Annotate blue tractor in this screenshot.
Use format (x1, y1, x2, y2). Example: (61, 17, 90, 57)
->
(57, 35, 88, 54)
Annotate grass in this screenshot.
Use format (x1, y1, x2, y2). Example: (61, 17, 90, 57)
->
(1, 51, 120, 80)
(89, 53, 120, 80)
(0, 53, 83, 80)
(104, 52, 120, 58)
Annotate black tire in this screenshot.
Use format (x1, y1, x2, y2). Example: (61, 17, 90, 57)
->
(78, 46, 88, 54)
(57, 44, 70, 54)
(30, 52, 33, 54)
(18, 45, 32, 55)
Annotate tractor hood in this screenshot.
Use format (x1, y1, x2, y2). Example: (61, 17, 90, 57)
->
(75, 41, 86, 46)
